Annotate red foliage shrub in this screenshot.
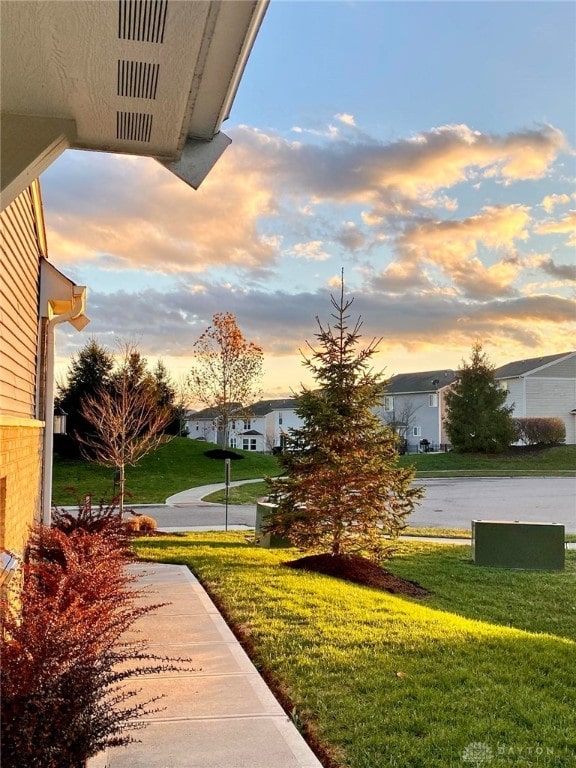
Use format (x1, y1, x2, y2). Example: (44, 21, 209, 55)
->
(1, 524, 189, 768)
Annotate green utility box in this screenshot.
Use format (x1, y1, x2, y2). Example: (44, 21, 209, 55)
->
(472, 520, 565, 570)
(255, 502, 292, 549)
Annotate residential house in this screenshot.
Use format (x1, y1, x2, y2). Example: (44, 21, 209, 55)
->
(0, 1, 268, 575)
(188, 399, 300, 453)
(378, 370, 457, 452)
(495, 351, 576, 444)
(1, 181, 88, 569)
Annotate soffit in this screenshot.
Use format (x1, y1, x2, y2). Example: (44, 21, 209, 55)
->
(0, 0, 266, 160)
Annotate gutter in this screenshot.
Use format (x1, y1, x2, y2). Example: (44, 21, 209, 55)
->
(42, 286, 88, 526)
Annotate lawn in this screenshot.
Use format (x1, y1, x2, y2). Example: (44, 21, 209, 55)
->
(400, 444, 576, 476)
(53, 441, 575, 506)
(52, 438, 281, 505)
(135, 533, 576, 768)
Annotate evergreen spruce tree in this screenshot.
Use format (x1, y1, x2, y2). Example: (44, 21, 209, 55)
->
(266, 282, 422, 562)
(56, 339, 115, 454)
(444, 341, 516, 453)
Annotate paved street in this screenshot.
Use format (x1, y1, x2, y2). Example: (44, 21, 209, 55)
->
(135, 476, 576, 533)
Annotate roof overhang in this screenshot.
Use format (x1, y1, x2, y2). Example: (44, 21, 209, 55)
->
(0, 0, 268, 207)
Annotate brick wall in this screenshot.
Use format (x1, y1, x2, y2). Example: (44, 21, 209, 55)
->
(0, 419, 43, 557)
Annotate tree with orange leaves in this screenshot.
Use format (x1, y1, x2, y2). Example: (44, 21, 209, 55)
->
(188, 313, 264, 447)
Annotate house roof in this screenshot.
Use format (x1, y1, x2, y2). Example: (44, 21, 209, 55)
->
(1, 0, 268, 206)
(239, 429, 263, 436)
(191, 404, 242, 420)
(495, 351, 576, 379)
(386, 370, 457, 395)
(249, 398, 298, 416)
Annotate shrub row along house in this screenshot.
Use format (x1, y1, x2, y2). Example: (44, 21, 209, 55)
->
(0, 1, 268, 579)
(188, 351, 576, 453)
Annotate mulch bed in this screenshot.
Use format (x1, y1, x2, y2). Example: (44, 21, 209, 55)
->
(285, 553, 430, 598)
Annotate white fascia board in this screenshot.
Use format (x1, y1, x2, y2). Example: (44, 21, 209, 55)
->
(156, 132, 232, 190)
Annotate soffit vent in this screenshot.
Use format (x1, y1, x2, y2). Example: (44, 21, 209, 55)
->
(116, 111, 153, 142)
(117, 60, 160, 99)
(118, 0, 168, 43)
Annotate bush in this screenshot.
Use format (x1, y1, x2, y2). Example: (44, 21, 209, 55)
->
(125, 514, 158, 534)
(1, 524, 188, 768)
(513, 417, 566, 446)
(52, 495, 130, 542)
(137, 515, 158, 532)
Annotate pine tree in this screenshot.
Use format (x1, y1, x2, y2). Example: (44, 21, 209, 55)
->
(56, 339, 115, 454)
(266, 282, 422, 562)
(444, 341, 516, 453)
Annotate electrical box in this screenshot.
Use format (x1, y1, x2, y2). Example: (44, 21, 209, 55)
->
(472, 520, 565, 570)
(255, 501, 292, 548)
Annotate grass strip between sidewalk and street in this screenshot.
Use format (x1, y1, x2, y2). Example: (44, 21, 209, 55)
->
(135, 533, 576, 768)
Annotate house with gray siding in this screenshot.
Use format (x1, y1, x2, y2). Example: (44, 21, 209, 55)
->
(495, 351, 576, 444)
(377, 370, 457, 451)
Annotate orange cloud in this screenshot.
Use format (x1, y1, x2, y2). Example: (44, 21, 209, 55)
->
(535, 211, 576, 246)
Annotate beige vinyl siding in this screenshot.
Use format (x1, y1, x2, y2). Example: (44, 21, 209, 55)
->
(503, 378, 526, 417)
(0, 187, 41, 418)
(525, 378, 576, 444)
(531, 356, 576, 379)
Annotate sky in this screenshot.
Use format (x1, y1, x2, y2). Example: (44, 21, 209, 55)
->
(42, 1, 576, 401)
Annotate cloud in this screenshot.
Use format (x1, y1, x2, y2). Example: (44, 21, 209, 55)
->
(64, 281, 574, 366)
(540, 193, 571, 213)
(537, 256, 576, 281)
(535, 210, 576, 246)
(43, 149, 279, 275)
(390, 205, 532, 299)
(236, 123, 567, 210)
(336, 222, 366, 251)
(334, 113, 356, 127)
(289, 240, 331, 261)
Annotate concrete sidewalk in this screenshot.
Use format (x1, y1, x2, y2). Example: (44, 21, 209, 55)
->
(88, 563, 322, 768)
(166, 478, 265, 506)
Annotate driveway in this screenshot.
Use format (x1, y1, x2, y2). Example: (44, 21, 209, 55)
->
(136, 476, 576, 534)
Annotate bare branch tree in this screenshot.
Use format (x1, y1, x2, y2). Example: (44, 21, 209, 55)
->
(78, 343, 172, 515)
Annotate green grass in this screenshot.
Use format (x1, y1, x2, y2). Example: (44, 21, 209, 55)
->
(52, 438, 280, 505)
(53, 441, 576, 506)
(135, 533, 576, 768)
(398, 444, 576, 476)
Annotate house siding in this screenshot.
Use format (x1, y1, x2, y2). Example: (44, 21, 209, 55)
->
(525, 378, 576, 444)
(0, 186, 44, 570)
(503, 378, 526, 417)
(530, 357, 576, 379)
(0, 186, 40, 418)
(379, 393, 443, 450)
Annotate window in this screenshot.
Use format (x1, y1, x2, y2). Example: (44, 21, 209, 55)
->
(231, 420, 236, 430)
(230, 437, 237, 449)
(278, 413, 283, 425)
(412, 426, 421, 437)
(242, 438, 257, 451)
(243, 419, 251, 430)
(428, 393, 438, 407)
(383, 396, 394, 411)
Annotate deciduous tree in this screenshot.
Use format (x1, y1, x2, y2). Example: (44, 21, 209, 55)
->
(266, 282, 422, 562)
(78, 343, 172, 514)
(188, 313, 264, 447)
(444, 342, 516, 453)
